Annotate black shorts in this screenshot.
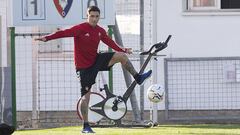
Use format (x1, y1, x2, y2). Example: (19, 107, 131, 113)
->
(76, 52, 115, 96)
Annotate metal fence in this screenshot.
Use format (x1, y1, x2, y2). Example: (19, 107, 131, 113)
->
(164, 57, 240, 122)
(14, 31, 155, 128)
(13, 0, 155, 129)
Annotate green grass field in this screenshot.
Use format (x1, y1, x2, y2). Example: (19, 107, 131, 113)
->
(13, 124, 240, 135)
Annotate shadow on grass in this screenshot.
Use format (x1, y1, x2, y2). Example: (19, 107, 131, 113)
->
(159, 124, 240, 130)
(178, 133, 239, 135)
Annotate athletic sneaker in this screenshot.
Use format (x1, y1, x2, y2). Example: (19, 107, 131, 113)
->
(135, 70, 152, 85)
(81, 126, 95, 133)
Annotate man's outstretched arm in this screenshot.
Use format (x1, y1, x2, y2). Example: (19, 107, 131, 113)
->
(35, 25, 82, 42)
(100, 29, 133, 54)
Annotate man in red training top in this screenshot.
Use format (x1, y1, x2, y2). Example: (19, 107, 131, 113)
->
(35, 6, 152, 133)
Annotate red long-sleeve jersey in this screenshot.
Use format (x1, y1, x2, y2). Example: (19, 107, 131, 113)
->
(45, 22, 126, 69)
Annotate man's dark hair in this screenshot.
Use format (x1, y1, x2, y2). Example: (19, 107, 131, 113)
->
(0, 123, 15, 135)
(87, 6, 100, 14)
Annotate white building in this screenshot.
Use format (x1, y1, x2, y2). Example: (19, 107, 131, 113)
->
(155, 0, 240, 122)
(155, 0, 240, 58)
(3, 0, 240, 126)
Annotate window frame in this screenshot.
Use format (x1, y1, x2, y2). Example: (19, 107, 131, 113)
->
(188, 0, 220, 11)
(187, 0, 240, 12)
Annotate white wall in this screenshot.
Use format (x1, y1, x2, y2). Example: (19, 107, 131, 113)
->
(0, 0, 7, 67)
(156, 0, 240, 58)
(152, 0, 240, 111)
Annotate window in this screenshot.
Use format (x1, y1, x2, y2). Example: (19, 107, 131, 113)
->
(188, 0, 240, 11)
(221, 0, 240, 9)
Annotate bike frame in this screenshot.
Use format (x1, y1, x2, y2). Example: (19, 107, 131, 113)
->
(78, 35, 172, 122)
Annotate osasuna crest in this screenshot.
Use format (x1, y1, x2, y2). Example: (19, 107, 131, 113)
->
(53, 0, 73, 18)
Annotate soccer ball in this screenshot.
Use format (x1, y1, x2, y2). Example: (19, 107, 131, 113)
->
(147, 84, 164, 103)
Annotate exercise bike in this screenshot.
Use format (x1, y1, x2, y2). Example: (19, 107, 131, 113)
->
(77, 35, 172, 124)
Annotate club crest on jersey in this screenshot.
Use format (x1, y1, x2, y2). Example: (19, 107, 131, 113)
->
(84, 33, 90, 37)
(53, 0, 73, 18)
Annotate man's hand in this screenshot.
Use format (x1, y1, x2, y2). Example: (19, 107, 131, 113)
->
(124, 48, 132, 54)
(35, 37, 47, 42)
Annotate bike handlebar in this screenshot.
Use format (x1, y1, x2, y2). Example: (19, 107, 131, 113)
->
(140, 35, 172, 55)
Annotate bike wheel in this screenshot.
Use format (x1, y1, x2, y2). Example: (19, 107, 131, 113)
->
(104, 97, 127, 120)
(76, 92, 105, 124)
